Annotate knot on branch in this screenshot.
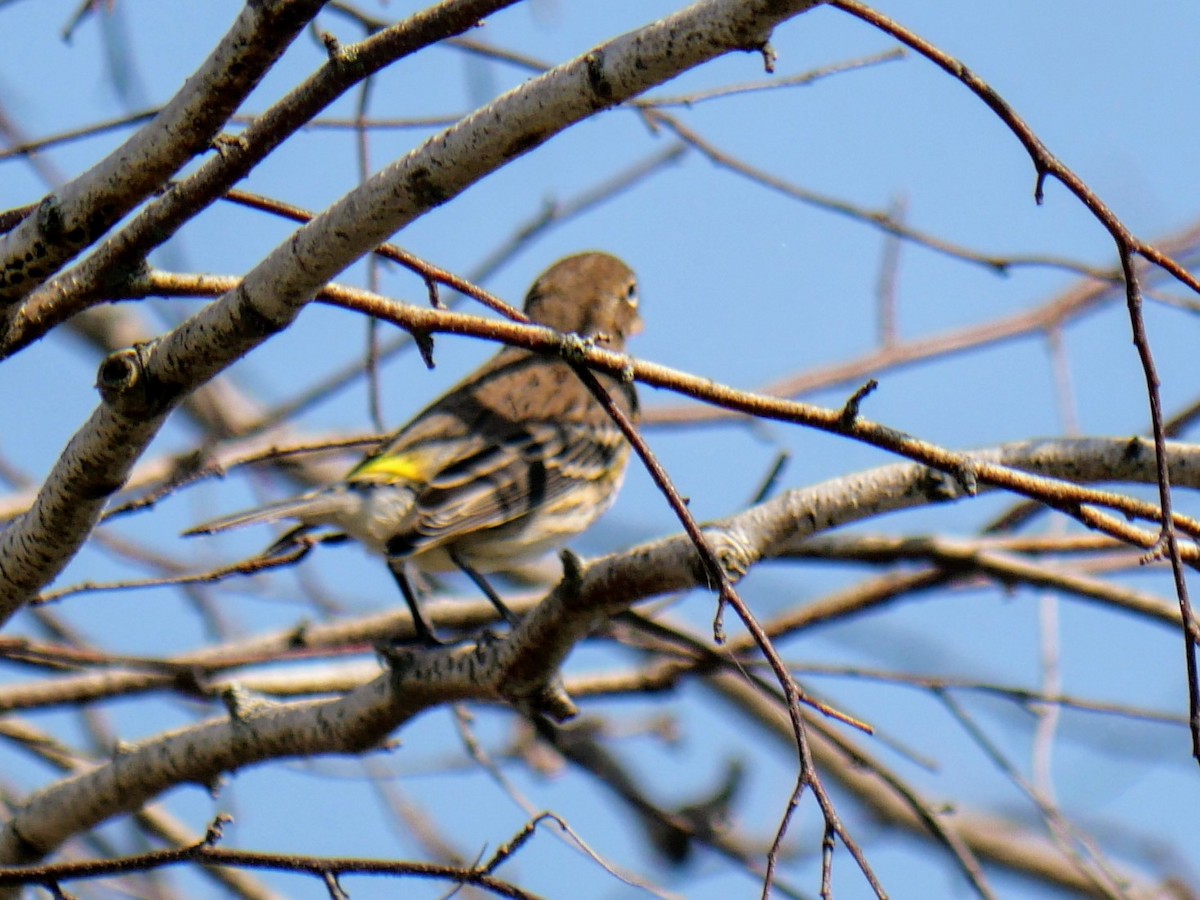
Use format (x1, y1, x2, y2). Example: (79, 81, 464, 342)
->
(1122, 435, 1153, 463)
(34, 194, 64, 244)
(585, 49, 614, 104)
(700, 526, 757, 583)
(758, 41, 777, 74)
(839, 379, 879, 426)
(317, 28, 340, 59)
(919, 464, 977, 503)
(95, 340, 175, 418)
(558, 332, 592, 364)
(517, 676, 578, 723)
(220, 683, 274, 723)
(559, 547, 587, 592)
(210, 132, 249, 161)
(96, 347, 143, 399)
(202, 813, 233, 847)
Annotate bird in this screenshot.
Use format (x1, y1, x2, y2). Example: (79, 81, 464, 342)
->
(186, 252, 642, 644)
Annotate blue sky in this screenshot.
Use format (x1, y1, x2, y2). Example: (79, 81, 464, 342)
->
(1, 2, 1198, 897)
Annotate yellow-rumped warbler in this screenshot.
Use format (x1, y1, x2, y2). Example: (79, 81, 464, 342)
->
(187, 252, 642, 643)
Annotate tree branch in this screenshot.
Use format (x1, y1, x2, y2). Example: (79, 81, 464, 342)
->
(0, 0, 825, 622)
(0, 0, 327, 309)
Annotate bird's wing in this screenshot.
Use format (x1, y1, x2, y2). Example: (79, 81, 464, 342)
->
(386, 420, 628, 556)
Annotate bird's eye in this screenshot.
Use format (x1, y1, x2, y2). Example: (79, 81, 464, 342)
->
(625, 282, 638, 306)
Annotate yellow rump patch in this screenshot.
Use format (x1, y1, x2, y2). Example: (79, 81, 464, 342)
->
(350, 451, 432, 484)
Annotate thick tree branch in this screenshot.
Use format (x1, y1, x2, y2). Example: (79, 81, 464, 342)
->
(0, 0, 326, 309)
(3, 436, 1198, 717)
(0, 0, 824, 623)
(1, 437, 1192, 881)
(1, 0, 526, 358)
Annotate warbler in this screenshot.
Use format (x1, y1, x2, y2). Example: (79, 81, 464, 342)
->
(187, 252, 642, 643)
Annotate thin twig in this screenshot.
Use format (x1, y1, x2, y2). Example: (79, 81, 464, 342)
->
(832, 0, 1200, 766)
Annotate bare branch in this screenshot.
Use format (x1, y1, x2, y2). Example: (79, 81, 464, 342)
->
(0, 0, 327, 308)
(0, 0, 826, 621)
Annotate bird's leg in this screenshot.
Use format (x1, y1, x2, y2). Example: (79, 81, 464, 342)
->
(449, 548, 521, 628)
(387, 560, 444, 647)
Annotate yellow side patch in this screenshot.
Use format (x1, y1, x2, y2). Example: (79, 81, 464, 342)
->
(350, 451, 432, 484)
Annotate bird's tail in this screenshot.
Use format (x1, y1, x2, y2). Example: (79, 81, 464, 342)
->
(182, 492, 346, 537)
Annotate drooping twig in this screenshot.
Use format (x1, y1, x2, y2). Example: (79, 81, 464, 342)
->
(832, 0, 1200, 766)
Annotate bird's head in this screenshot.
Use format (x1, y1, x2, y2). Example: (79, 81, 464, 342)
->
(523, 252, 642, 350)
